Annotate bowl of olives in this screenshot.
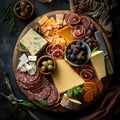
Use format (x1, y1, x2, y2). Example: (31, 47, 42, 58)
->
(37, 55, 56, 75)
(65, 40, 91, 67)
(13, 0, 34, 20)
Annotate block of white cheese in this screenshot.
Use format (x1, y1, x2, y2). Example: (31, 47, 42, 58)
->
(56, 14, 64, 25)
(51, 59, 85, 93)
(20, 28, 48, 55)
(60, 94, 82, 110)
(90, 50, 106, 80)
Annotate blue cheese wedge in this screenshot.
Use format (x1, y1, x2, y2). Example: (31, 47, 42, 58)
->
(20, 28, 48, 55)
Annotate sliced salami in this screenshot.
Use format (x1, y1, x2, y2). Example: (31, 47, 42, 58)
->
(46, 84, 59, 106)
(16, 70, 40, 83)
(30, 76, 50, 93)
(27, 85, 51, 100)
(80, 16, 90, 30)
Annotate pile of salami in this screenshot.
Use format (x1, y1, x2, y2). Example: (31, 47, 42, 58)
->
(16, 70, 61, 108)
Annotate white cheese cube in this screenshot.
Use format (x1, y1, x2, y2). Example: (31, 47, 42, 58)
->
(19, 53, 29, 63)
(28, 56, 37, 61)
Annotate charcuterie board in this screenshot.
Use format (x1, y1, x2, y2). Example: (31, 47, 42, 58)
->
(13, 10, 113, 112)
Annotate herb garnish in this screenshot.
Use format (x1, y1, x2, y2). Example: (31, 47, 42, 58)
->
(66, 86, 84, 100)
(1, 3, 17, 34)
(6, 100, 37, 120)
(38, 99, 49, 107)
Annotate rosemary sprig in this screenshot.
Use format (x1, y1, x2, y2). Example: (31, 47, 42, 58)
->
(1, 3, 17, 34)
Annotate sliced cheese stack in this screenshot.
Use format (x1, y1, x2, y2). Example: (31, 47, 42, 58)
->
(20, 28, 48, 56)
(60, 94, 82, 110)
(90, 50, 106, 80)
(51, 59, 85, 94)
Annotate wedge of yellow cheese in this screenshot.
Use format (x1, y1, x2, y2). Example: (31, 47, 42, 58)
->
(51, 59, 85, 93)
(90, 50, 106, 80)
(56, 26, 73, 44)
(20, 28, 48, 56)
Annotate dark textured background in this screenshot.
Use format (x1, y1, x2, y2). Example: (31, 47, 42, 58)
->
(0, 0, 120, 120)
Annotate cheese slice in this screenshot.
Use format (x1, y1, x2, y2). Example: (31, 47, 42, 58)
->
(90, 50, 106, 80)
(60, 94, 82, 110)
(56, 14, 64, 25)
(20, 28, 48, 56)
(51, 59, 85, 93)
(56, 26, 73, 44)
(38, 16, 48, 26)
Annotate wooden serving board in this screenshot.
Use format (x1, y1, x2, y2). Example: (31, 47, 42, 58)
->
(13, 10, 113, 112)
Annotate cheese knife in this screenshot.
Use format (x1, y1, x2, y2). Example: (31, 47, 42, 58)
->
(94, 31, 113, 75)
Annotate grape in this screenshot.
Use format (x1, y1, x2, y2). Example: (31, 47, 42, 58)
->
(25, 8, 30, 16)
(70, 54, 75, 60)
(76, 44, 81, 49)
(81, 44, 86, 49)
(73, 48, 79, 54)
(89, 23, 95, 31)
(86, 29, 93, 37)
(26, 4, 32, 10)
(16, 7, 21, 14)
(67, 48, 72, 54)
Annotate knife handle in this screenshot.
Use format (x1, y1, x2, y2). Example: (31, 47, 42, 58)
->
(3, 72, 13, 93)
(105, 56, 113, 75)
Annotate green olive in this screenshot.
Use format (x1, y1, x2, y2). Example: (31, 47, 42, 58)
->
(42, 61, 48, 67)
(41, 66, 46, 72)
(47, 64, 53, 71)
(20, 1, 27, 9)
(47, 59, 53, 65)
(20, 11, 26, 17)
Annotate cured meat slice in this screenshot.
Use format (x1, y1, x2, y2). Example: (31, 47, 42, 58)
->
(27, 85, 51, 100)
(17, 78, 41, 90)
(80, 69, 94, 81)
(82, 86, 95, 102)
(46, 84, 59, 106)
(46, 44, 54, 55)
(52, 49, 64, 58)
(80, 16, 90, 30)
(53, 43, 63, 51)
(72, 25, 86, 39)
(68, 13, 81, 25)
(30, 76, 50, 93)
(82, 82, 99, 96)
(64, 13, 72, 25)
(95, 80, 103, 94)
(16, 70, 40, 83)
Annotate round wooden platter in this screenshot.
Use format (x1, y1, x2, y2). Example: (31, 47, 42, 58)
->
(13, 10, 114, 112)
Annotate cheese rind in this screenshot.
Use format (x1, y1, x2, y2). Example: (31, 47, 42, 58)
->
(60, 94, 82, 110)
(51, 59, 85, 93)
(20, 28, 48, 56)
(90, 50, 106, 80)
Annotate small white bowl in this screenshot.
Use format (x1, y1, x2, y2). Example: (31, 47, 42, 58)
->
(65, 40, 91, 67)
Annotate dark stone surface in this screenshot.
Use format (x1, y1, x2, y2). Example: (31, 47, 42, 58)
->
(0, 0, 120, 120)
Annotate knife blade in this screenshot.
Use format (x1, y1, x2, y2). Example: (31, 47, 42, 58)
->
(94, 31, 113, 75)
